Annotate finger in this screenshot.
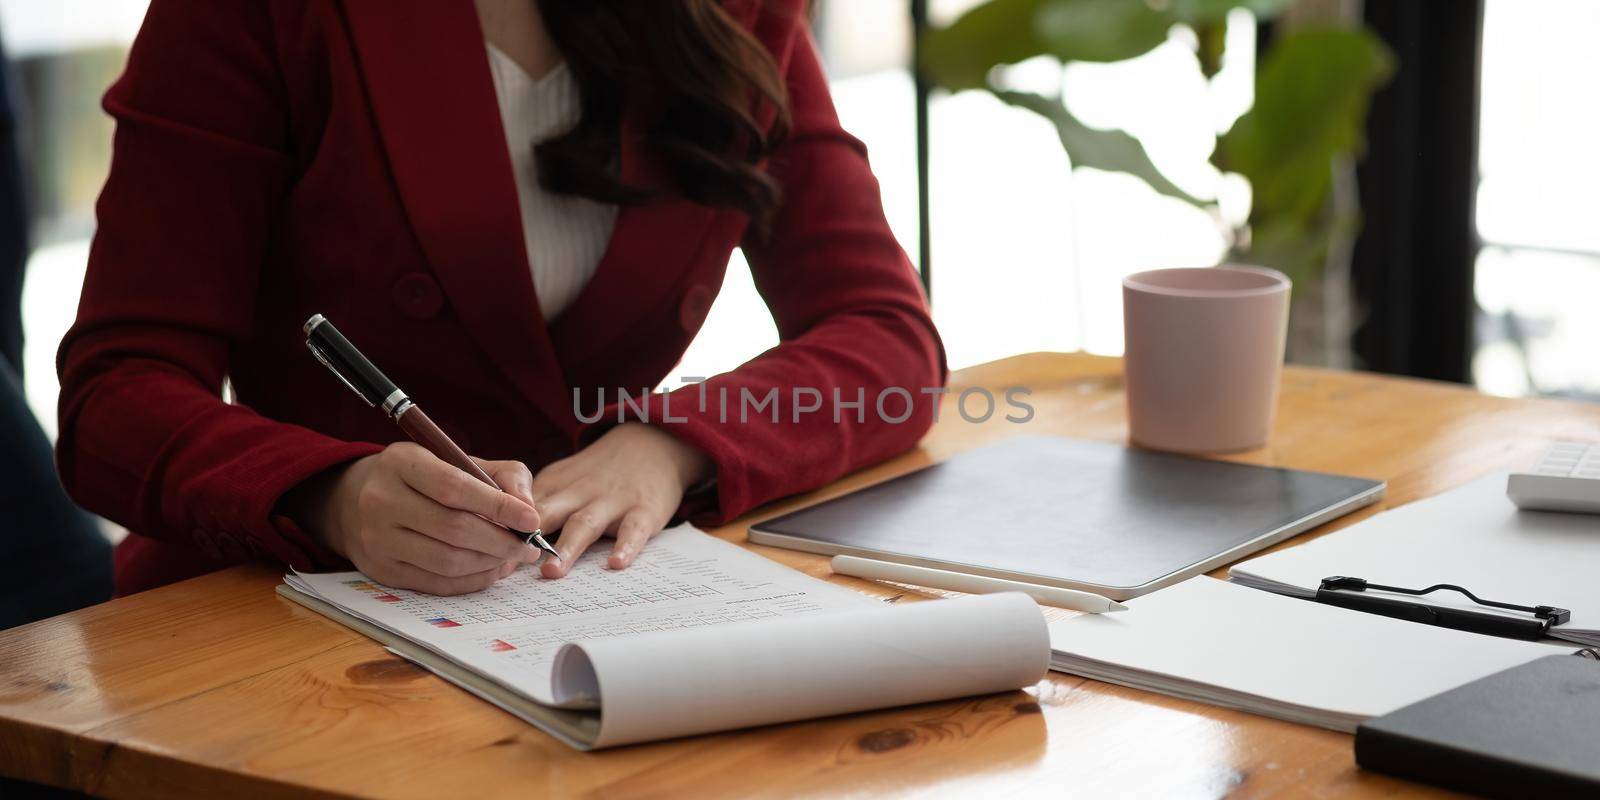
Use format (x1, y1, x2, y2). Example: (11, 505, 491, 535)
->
(477, 458, 536, 507)
(531, 488, 588, 535)
(541, 501, 622, 578)
(529, 461, 578, 511)
(522, 488, 584, 566)
(608, 508, 661, 570)
(388, 526, 506, 577)
(401, 484, 530, 562)
(374, 559, 507, 596)
(399, 453, 541, 533)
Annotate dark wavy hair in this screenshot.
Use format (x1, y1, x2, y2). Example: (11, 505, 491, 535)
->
(534, 1, 792, 234)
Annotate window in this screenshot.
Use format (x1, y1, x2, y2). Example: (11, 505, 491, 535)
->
(1, 0, 145, 436)
(1472, 0, 1600, 400)
(680, 0, 1254, 377)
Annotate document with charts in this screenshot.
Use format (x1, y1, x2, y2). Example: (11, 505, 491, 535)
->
(279, 524, 1049, 750)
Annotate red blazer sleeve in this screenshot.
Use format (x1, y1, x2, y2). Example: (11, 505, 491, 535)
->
(56, 0, 379, 569)
(611, 20, 948, 523)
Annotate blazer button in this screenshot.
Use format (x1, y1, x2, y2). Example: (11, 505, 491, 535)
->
(393, 273, 444, 319)
(678, 284, 715, 332)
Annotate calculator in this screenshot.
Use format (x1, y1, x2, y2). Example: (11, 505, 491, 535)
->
(1507, 441, 1600, 514)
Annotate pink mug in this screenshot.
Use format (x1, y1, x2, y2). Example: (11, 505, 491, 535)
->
(1122, 266, 1291, 453)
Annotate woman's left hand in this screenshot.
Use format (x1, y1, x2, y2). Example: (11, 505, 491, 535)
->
(531, 422, 713, 577)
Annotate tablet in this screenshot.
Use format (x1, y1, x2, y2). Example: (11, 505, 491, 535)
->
(748, 436, 1385, 600)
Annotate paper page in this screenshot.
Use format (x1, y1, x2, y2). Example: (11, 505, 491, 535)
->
(1048, 577, 1563, 724)
(552, 591, 1050, 748)
(1230, 472, 1600, 636)
(289, 525, 876, 705)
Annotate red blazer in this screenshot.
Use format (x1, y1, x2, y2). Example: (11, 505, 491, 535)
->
(57, 0, 945, 596)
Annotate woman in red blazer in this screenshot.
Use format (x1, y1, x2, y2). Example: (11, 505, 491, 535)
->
(57, 0, 944, 597)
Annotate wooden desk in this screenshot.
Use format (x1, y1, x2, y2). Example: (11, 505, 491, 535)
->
(3, 353, 1597, 799)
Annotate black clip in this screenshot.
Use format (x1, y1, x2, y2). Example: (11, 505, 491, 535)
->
(1316, 576, 1571, 641)
(1321, 576, 1368, 592)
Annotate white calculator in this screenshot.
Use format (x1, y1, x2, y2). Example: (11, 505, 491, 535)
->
(1507, 441, 1600, 514)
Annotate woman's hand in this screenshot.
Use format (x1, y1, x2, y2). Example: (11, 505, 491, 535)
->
(292, 443, 543, 595)
(533, 423, 713, 577)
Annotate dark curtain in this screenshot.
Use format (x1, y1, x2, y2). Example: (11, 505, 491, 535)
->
(0, 32, 27, 378)
(1350, 1, 1485, 383)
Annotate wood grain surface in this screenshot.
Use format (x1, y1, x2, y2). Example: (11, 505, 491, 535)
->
(3, 352, 1597, 798)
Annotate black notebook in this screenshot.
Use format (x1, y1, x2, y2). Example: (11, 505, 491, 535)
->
(748, 436, 1384, 600)
(1356, 655, 1600, 798)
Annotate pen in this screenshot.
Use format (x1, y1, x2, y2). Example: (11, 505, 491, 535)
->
(302, 314, 561, 563)
(830, 555, 1127, 613)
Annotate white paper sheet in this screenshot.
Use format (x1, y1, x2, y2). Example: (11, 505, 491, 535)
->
(1048, 577, 1565, 731)
(553, 591, 1049, 748)
(1230, 472, 1600, 644)
(288, 525, 876, 705)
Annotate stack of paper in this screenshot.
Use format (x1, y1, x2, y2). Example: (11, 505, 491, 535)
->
(1048, 577, 1566, 732)
(1230, 473, 1600, 646)
(281, 525, 1049, 749)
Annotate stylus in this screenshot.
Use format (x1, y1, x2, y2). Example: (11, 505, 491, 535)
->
(830, 555, 1127, 613)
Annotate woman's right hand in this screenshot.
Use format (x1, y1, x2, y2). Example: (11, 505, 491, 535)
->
(294, 443, 544, 595)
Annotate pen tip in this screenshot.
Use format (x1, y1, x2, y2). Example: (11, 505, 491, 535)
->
(534, 536, 562, 564)
(1107, 601, 1129, 613)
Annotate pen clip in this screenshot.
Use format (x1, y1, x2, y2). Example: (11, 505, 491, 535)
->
(306, 340, 375, 407)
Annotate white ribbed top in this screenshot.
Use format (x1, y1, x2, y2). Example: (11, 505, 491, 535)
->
(486, 43, 618, 322)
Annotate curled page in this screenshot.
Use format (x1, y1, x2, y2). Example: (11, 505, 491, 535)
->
(552, 592, 1049, 748)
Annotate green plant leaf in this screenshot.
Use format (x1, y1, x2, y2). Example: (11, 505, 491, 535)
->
(921, 0, 1050, 91)
(996, 90, 1204, 206)
(921, 0, 1174, 91)
(1239, 216, 1329, 286)
(1218, 28, 1395, 225)
(1031, 0, 1174, 63)
(1167, 0, 1298, 24)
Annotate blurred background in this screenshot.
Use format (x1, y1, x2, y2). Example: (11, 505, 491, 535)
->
(3, 0, 1596, 451)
